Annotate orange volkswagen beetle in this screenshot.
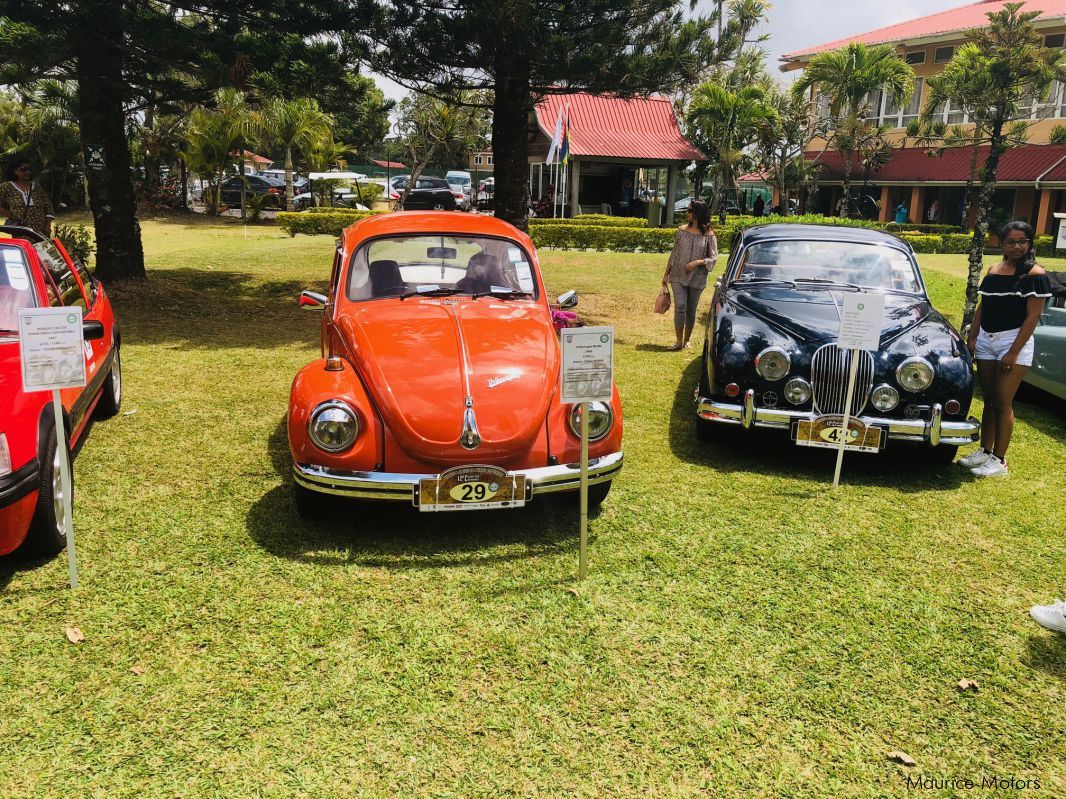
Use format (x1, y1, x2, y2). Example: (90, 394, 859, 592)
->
(288, 212, 623, 514)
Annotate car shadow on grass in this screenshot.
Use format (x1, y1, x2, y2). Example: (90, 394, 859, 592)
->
(669, 355, 969, 492)
(0, 550, 57, 593)
(105, 268, 324, 350)
(247, 418, 589, 569)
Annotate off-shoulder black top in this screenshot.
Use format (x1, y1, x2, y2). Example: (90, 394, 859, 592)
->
(978, 271, 1053, 333)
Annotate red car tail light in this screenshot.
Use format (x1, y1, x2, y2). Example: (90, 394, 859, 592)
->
(267, 187, 281, 194)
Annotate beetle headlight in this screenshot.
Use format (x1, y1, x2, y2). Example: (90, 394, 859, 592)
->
(0, 433, 10, 477)
(870, 384, 900, 412)
(755, 347, 790, 381)
(308, 401, 359, 452)
(568, 402, 614, 442)
(896, 357, 934, 393)
(783, 377, 811, 405)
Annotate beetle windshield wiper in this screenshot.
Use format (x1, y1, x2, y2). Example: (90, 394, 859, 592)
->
(794, 278, 863, 291)
(472, 286, 534, 299)
(400, 285, 462, 300)
(729, 277, 796, 289)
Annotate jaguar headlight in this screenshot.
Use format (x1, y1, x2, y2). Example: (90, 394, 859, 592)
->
(308, 401, 359, 452)
(755, 347, 790, 381)
(0, 433, 10, 477)
(870, 384, 900, 412)
(896, 357, 934, 393)
(568, 402, 614, 442)
(783, 377, 811, 405)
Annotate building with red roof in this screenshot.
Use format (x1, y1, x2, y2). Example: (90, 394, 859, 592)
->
(527, 92, 704, 224)
(783, 1, 1066, 234)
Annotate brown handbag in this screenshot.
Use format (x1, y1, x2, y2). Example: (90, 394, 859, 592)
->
(654, 286, 671, 314)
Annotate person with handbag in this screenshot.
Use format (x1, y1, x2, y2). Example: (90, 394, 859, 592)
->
(660, 199, 717, 350)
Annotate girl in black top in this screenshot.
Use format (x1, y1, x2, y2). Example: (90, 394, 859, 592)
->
(962, 221, 1053, 477)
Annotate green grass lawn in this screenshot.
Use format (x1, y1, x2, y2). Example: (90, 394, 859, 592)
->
(2, 215, 1064, 798)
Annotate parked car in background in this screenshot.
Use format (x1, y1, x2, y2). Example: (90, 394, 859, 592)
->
(391, 176, 458, 211)
(1023, 272, 1066, 400)
(289, 212, 623, 515)
(1, 226, 122, 556)
(205, 174, 287, 209)
(476, 177, 495, 210)
(446, 171, 474, 210)
(695, 224, 980, 462)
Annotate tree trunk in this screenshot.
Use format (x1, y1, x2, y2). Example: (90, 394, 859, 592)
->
(74, 2, 146, 282)
(492, 34, 532, 231)
(960, 136, 982, 233)
(179, 157, 189, 212)
(284, 145, 294, 212)
(400, 150, 434, 209)
(143, 102, 160, 196)
(962, 118, 1006, 334)
(840, 150, 852, 218)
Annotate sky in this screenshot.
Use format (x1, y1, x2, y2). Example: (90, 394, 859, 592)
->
(370, 0, 973, 104)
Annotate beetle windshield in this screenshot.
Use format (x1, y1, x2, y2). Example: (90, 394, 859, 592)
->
(0, 244, 37, 330)
(734, 240, 922, 293)
(348, 235, 538, 301)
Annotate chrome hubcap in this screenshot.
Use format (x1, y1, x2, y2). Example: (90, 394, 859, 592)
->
(52, 444, 67, 536)
(112, 350, 122, 404)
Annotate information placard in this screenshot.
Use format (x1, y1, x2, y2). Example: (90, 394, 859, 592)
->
(560, 326, 614, 403)
(837, 293, 886, 351)
(18, 307, 86, 392)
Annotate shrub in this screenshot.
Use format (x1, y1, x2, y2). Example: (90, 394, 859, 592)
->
(529, 223, 677, 252)
(53, 223, 96, 265)
(532, 215, 648, 228)
(1035, 235, 1057, 257)
(276, 210, 384, 237)
(939, 233, 974, 254)
(898, 233, 942, 253)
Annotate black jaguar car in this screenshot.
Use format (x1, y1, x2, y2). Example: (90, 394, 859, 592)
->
(695, 224, 981, 462)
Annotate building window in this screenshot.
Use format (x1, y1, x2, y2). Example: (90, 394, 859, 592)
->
(905, 51, 926, 65)
(1045, 33, 1065, 49)
(474, 154, 483, 165)
(934, 46, 954, 63)
(815, 92, 831, 124)
(945, 98, 969, 125)
(901, 77, 924, 126)
(487, 155, 493, 165)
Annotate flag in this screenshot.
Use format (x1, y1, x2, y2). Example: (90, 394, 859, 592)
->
(545, 103, 564, 165)
(560, 104, 571, 166)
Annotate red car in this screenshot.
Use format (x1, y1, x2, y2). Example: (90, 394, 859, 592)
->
(0, 226, 121, 556)
(288, 212, 623, 514)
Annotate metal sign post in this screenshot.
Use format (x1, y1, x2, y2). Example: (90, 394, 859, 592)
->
(559, 326, 614, 580)
(17, 307, 86, 589)
(832, 293, 886, 489)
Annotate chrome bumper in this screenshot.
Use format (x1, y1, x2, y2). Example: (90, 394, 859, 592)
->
(293, 451, 624, 505)
(696, 389, 980, 447)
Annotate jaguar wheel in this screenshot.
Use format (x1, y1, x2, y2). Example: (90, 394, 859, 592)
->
(927, 445, 959, 465)
(94, 345, 122, 419)
(25, 425, 72, 556)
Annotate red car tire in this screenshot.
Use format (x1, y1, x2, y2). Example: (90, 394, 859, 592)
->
(24, 425, 72, 556)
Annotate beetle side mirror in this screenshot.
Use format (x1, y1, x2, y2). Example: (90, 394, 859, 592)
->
(82, 320, 105, 340)
(300, 290, 328, 311)
(557, 290, 578, 309)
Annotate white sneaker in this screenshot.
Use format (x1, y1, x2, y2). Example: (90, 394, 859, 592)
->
(971, 456, 1008, 477)
(959, 448, 991, 468)
(1030, 599, 1066, 634)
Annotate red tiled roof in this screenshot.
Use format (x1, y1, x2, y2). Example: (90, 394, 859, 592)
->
(371, 159, 406, 169)
(534, 92, 705, 161)
(806, 144, 1066, 183)
(783, 0, 1066, 61)
(233, 150, 272, 165)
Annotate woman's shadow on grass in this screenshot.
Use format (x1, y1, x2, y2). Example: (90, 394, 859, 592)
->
(246, 418, 590, 569)
(668, 355, 969, 492)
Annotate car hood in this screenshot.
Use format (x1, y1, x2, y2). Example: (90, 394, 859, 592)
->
(339, 298, 557, 466)
(727, 286, 932, 346)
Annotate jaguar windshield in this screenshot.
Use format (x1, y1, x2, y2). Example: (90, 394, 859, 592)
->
(733, 240, 921, 293)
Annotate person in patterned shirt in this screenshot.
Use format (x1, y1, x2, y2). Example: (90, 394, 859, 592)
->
(0, 158, 55, 237)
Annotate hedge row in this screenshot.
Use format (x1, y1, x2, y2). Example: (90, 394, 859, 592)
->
(897, 233, 1057, 255)
(529, 224, 683, 252)
(532, 215, 648, 228)
(276, 210, 383, 237)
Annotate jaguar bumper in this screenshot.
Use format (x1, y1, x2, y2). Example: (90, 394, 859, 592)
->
(696, 389, 980, 446)
(293, 451, 624, 505)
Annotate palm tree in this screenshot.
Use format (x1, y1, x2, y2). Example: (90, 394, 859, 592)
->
(253, 98, 332, 211)
(687, 74, 778, 220)
(794, 42, 914, 217)
(23, 80, 85, 208)
(182, 89, 250, 216)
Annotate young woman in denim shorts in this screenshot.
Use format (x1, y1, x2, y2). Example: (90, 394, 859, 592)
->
(960, 221, 1053, 477)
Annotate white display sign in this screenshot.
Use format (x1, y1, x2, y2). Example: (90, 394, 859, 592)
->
(837, 293, 886, 351)
(560, 326, 614, 403)
(18, 307, 86, 392)
(1057, 220, 1066, 250)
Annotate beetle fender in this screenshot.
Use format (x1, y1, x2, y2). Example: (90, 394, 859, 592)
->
(288, 358, 382, 471)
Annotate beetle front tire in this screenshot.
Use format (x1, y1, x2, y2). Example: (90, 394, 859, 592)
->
(293, 482, 326, 518)
(94, 346, 122, 419)
(25, 426, 72, 556)
(587, 481, 611, 508)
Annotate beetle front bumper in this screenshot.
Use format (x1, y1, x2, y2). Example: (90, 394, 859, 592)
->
(696, 389, 980, 446)
(293, 451, 624, 505)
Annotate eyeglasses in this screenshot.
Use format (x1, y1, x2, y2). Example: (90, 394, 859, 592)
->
(1003, 239, 1030, 247)
(15, 166, 31, 172)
